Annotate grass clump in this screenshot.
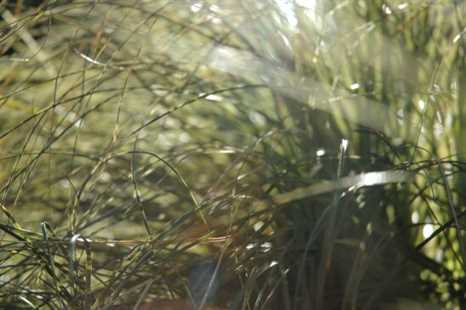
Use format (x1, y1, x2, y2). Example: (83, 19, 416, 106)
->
(0, 0, 465, 309)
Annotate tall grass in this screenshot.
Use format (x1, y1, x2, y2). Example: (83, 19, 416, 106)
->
(0, 0, 465, 309)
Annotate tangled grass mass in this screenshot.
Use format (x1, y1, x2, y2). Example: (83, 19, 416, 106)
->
(0, 1, 466, 309)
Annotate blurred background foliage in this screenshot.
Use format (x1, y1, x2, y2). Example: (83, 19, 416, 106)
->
(0, 0, 465, 309)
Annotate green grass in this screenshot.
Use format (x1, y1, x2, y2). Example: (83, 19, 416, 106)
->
(0, 0, 465, 309)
